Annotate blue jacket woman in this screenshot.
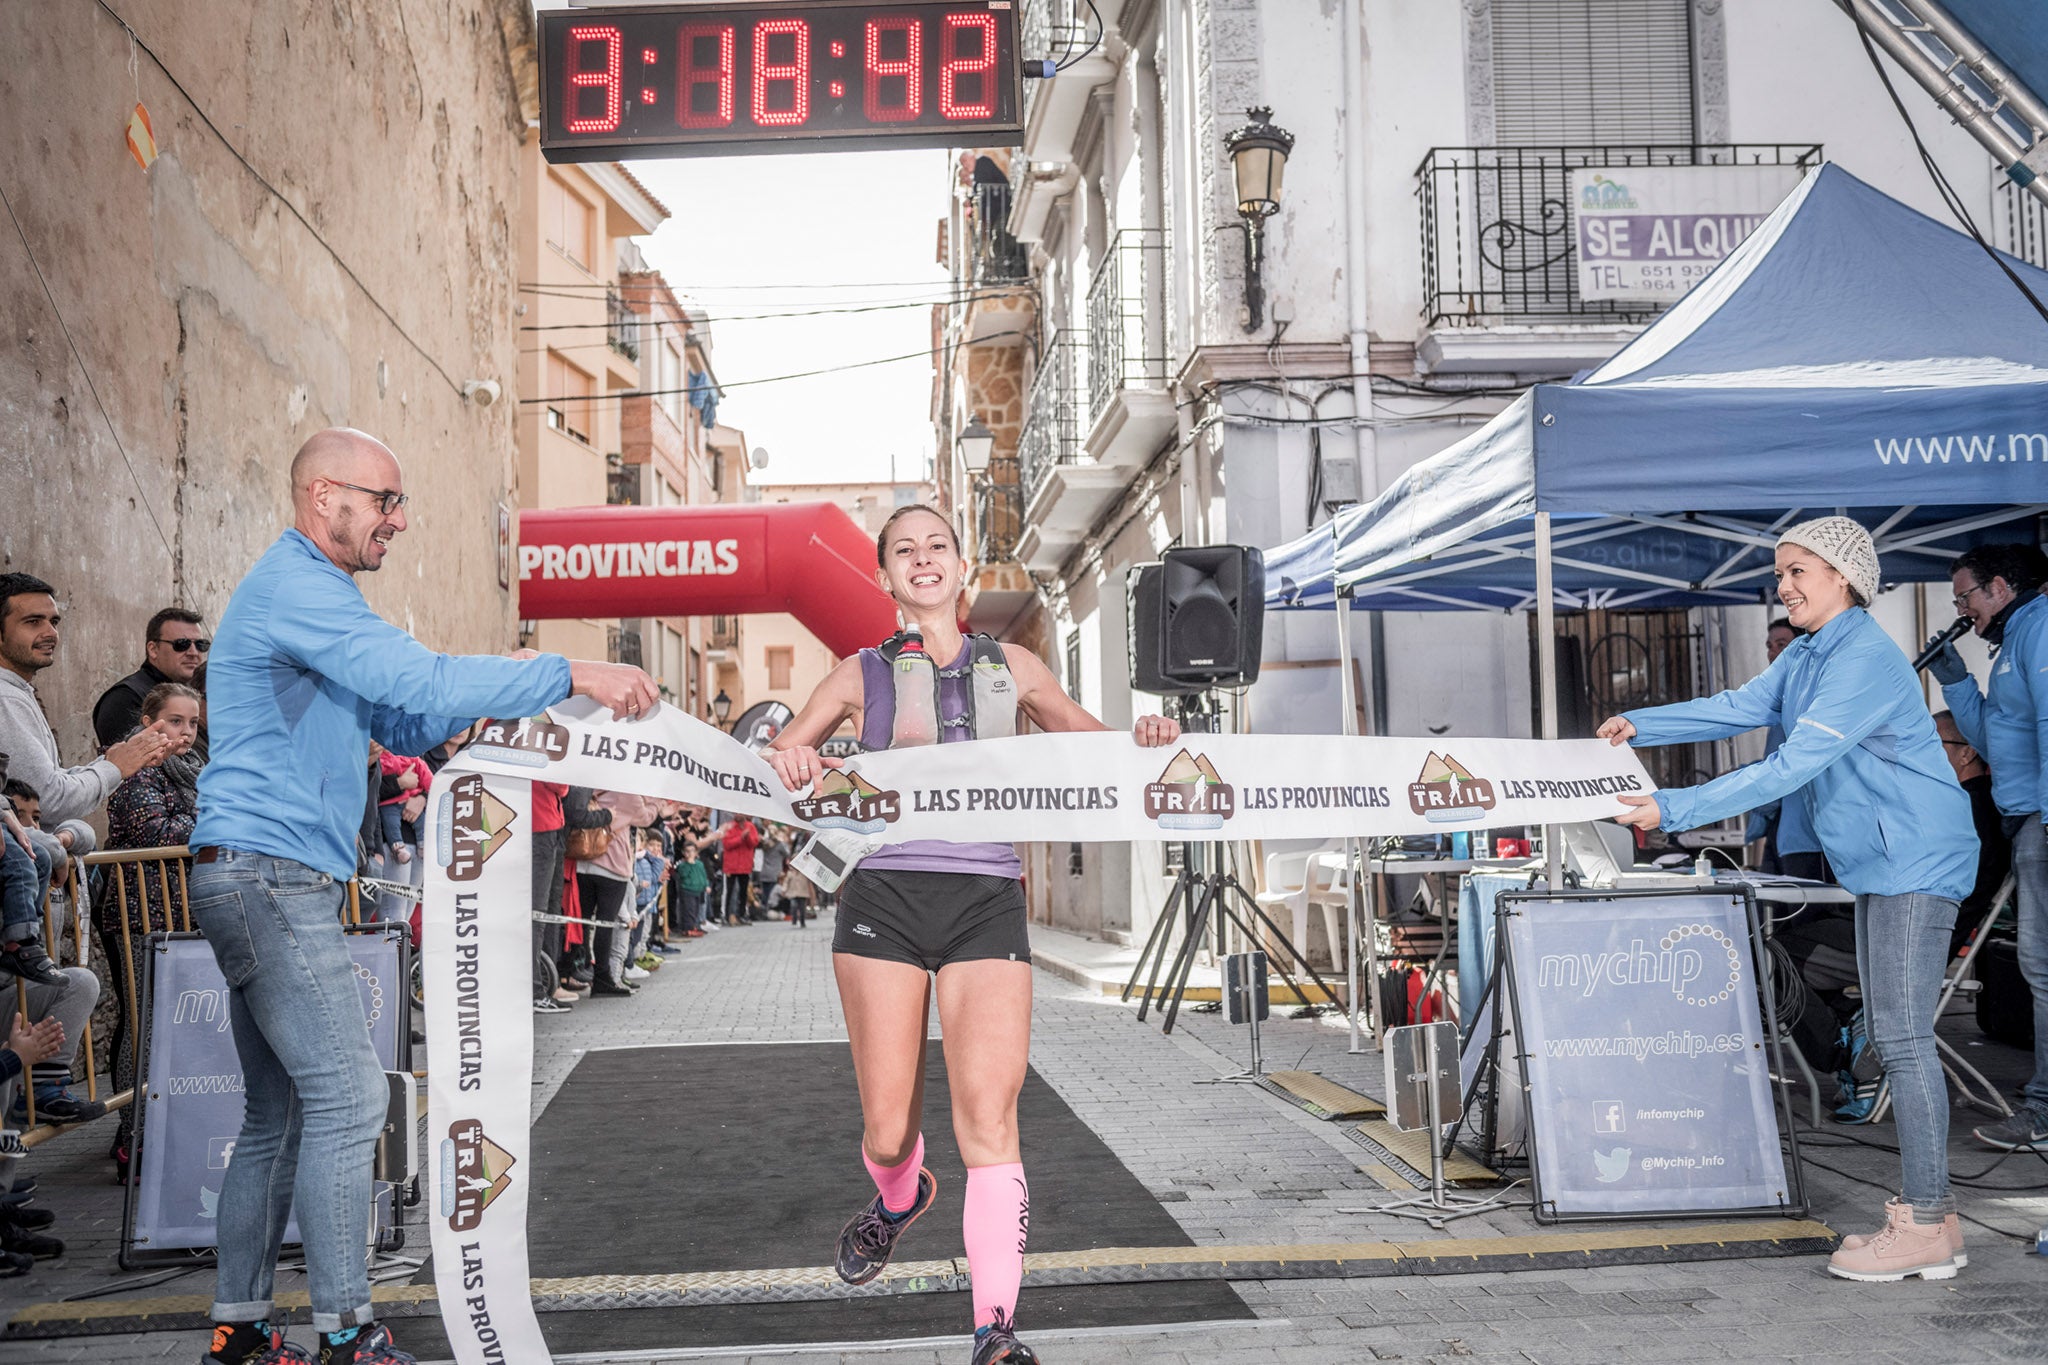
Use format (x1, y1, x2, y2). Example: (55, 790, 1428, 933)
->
(1600, 516, 1972, 1285)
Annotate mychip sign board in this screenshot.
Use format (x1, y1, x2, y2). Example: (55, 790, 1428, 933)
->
(1497, 888, 1804, 1222)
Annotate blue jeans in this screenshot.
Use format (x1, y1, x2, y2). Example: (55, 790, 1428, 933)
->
(1854, 890, 1960, 1215)
(0, 833, 45, 936)
(188, 852, 384, 1333)
(2011, 817, 2048, 1117)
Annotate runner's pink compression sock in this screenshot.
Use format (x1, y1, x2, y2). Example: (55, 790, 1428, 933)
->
(863, 1134, 925, 1213)
(963, 1163, 1029, 1329)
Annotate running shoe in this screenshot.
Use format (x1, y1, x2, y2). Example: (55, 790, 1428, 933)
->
(533, 997, 572, 1014)
(16, 1082, 108, 1124)
(834, 1167, 937, 1285)
(1971, 1108, 2048, 1150)
(317, 1322, 416, 1364)
(970, 1310, 1040, 1365)
(206, 1322, 315, 1364)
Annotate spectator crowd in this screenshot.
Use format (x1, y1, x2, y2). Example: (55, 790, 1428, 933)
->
(0, 568, 830, 1283)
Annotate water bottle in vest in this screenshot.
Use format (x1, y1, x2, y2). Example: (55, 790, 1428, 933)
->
(892, 626, 941, 747)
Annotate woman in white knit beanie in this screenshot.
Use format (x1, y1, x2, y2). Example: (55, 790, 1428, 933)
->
(1597, 516, 1977, 1284)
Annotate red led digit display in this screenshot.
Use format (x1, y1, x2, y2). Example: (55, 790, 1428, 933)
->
(863, 17, 921, 123)
(676, 23, 736, 129)
(563, 25, 623, 134)
(540, 2, 1022, 162)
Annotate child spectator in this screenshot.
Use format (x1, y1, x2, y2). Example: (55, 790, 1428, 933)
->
(781, 859, 816, 929)
(673, 838, 709, 938)
(375, 747, 432, 863)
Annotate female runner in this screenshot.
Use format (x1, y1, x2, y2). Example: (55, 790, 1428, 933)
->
(1598, 517, 1975, 1283)
(765, 504, 1179, 1365)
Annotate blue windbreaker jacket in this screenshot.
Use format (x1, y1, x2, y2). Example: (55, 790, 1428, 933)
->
(1942, 593, 2048, 819)
(1624, 608, 1975, 901)
(193, 530, 573, 878)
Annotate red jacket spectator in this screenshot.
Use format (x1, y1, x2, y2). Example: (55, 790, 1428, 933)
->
(376, 750, 432, 807)
(721, 818, 761, 876)
(532, 780, 566, 834)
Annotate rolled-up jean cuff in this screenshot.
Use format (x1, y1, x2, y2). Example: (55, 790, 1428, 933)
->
(210, 1298, 274, 1324)
(1908, 1192, 1957, 1218)
(309, 1303, 376, 1334)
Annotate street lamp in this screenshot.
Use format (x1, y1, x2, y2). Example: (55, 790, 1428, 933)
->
(711, 689, 732, 727)
(956, 414, 995, 479)
(1222, 107, 1294, 333)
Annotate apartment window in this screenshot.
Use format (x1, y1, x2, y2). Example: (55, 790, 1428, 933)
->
(1064, 632, 1083, 703)
(766, 646, 794, 692)
(545, 351, 593, 445)
(1490, 0, 1695, 144)
(545, 174, 596, 271)
(662, 339, 685, 425)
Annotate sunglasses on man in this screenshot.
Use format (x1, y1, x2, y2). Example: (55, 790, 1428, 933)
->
(155, 636, 211, 654)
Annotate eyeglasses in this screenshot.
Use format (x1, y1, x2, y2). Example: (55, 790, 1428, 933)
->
(155, 636, 211, 654)
(1951, 582, 1988, 611)
(328, 480, 410, 516)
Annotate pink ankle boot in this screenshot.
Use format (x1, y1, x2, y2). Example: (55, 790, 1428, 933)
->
(1838, 1197, 1966, 1267)
(1827, 1199, 1963, 1281)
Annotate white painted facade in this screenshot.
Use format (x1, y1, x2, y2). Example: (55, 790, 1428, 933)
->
(934, 0, 2017, 945)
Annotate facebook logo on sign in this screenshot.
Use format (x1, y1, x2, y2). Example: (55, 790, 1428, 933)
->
(1593, 1101, 1625, 1135)
(207, 1136, 239, 1170)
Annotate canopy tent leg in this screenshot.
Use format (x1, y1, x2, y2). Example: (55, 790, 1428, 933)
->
(1535, 511, 1563, 888)
(1336, 589, 1374, 1053)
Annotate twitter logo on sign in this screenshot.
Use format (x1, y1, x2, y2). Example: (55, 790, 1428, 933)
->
(1593, 1147, 1632, 1183)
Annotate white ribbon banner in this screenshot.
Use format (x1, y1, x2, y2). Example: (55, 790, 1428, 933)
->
(422, 698, 1653, 1363)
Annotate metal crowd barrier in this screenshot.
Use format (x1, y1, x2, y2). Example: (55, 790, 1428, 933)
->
(13, 845, 370, 1148)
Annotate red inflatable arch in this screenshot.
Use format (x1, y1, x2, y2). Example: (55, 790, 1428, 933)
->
(515, 502, 899, 658)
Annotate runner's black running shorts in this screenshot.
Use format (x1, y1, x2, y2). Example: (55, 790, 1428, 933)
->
(832, 869, 1032, 971)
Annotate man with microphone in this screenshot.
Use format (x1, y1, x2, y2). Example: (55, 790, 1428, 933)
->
(1926, 543, 2048, 1151)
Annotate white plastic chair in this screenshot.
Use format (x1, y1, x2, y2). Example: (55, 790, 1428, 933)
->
(1254, 847, 1347, 971)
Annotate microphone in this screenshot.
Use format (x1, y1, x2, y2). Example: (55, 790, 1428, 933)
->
(1912, 616, 1972, 673)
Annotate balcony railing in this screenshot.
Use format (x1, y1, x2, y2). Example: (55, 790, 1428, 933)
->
(606, 458, 640, 506)
(976, 470, 1024, 563)
(607, 288, 641, 361)
(607, 626, 643, 669)
(970, 176, 1030, 285)
(707, 615, 740, 649)
(1018, 330, 1088, 502)
(1416, 144, 1822, 328)
(1085, 228, 1168, 421)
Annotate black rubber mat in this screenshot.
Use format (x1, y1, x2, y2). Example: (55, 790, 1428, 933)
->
(404, 1041, 1248, 1357)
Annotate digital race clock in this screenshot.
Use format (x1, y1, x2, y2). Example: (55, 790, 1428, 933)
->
(539, 1, 1024, 161)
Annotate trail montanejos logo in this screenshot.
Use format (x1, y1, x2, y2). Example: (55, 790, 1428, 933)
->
(465, 714, 571, 769)
(440, 1118, 515, 1232)
(438, 775, 518, 882)
(791, 766, 902, 835)
(1144, 749, 1234, 831)
(1407, 752, 1498, 823)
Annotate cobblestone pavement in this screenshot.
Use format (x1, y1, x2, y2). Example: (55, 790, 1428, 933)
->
(5, 907, 2047, 1364)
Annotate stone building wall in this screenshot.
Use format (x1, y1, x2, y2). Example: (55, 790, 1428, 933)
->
(0, 0, 533, 766)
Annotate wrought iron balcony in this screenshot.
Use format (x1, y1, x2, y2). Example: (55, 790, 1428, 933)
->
(707, 615, 740, 649)
(970, 176, 1030, 285)
(605, 458, 640, 506)
(607, 626, 643, 669)
(1018, 330, 1088, 503)
(1416, 144, 1821, 328)
(975, 469, 1024, 563)
(606, 288, 641, 361)
(1084, 228, 1168, 422)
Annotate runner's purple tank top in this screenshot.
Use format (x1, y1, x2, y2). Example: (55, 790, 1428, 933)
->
(856, 642, 1023, 879)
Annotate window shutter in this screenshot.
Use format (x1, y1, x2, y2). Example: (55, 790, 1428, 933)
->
(1490, 0, 1695, 145)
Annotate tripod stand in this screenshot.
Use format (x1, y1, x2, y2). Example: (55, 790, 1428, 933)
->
(1119, 693, 1344, 1033)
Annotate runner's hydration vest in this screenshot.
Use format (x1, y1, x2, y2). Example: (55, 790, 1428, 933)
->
(861, 630, 1017, 750)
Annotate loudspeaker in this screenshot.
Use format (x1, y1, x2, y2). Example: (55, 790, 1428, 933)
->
(1128, 563, 1202, 696)
(1161, 545, 1265, 686)
(1976, 937, 2035, 1049)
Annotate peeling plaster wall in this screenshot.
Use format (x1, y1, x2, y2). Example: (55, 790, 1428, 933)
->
(0, 0, 529, 769)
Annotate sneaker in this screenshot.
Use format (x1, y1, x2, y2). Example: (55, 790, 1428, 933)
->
(970, 1311, 1040, 1365)
(623, 966, 650, 981)
(207, 1321, 315, 1364)
(26, 1083, 108, 1124)
(1826, 1200, 1962, 1281)
(318, 1322, 416, 1365)
(533, 997, 571, 1014)
(654, 943, 683, 955)
(684, 928, 707, 938)
(591, 979, 634, 997)
(834, 1167, 937, 1286)
(0, 1247, 29, 1278)
(634, 953, 663, 970)
(1, 1204, 53, 1231)
(0, 1220, 63, 1260)
(551, 986, 578, 1002)
(1838, 1198, 1966, 1266)
(0, 937, 62, 986)
(393, 845, 413, 865)
(1971, 1108, 2048, 1150)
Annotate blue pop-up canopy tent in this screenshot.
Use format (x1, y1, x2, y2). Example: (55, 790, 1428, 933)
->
(1266, 163, 2047, 620)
